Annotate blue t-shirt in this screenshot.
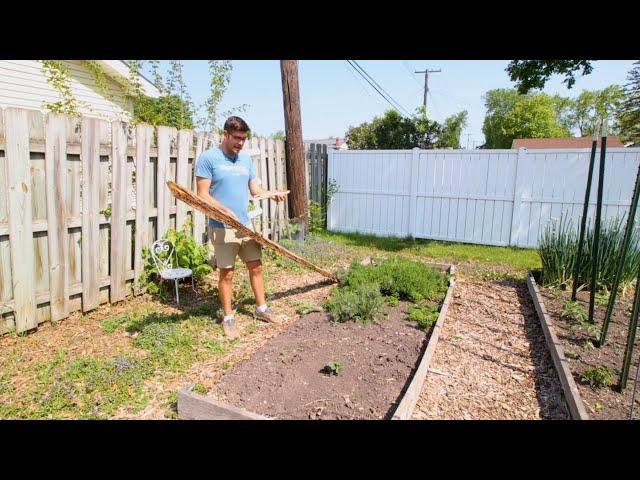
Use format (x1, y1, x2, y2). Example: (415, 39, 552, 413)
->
(195, 146, 256, 228)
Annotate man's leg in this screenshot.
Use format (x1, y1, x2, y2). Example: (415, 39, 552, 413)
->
(246, 260, 266, 307)
(218, 267, 235, 316)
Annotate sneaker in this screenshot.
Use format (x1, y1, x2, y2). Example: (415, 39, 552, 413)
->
(255, 307, 279, 324)
(221, 318, 240, 340)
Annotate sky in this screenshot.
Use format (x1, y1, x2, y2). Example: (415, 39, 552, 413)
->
(142, 60, 636, 147)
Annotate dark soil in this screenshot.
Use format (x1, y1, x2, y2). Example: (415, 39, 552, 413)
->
(538, 287, 640, 419)
(211, 301, 430, 419)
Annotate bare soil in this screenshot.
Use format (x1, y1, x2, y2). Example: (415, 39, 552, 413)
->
(211, 301, 429, 419)
(538, 286, 640, 420)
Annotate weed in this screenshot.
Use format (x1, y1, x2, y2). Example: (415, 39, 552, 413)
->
(323, 361, 342, 376)
(581, 365, 615, 388)
(583, 339, 596, 351)
(407, 303, 440, 331)
(296, 301, 323, 315)
(101, 315, 128, 333)
(560, 301, 587, 323)
(192, 382, 207, 395)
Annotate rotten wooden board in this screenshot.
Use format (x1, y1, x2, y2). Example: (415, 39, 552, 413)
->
(526, 272, 589, 420)
(177, 388, 272, 420)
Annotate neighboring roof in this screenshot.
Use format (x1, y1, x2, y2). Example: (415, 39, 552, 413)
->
(512, 136, 625, 149)
(96, 61, 161, 98)
(304, 137, 345, 148)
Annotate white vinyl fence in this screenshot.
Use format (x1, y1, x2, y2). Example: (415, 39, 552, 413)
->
(327, 147, 640, 248)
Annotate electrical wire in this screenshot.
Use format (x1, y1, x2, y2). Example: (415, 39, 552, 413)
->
(346, 60, 412, 117)
(350, 60, 412, 117)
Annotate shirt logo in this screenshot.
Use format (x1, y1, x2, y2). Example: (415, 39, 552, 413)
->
(218, 163, 249, 176)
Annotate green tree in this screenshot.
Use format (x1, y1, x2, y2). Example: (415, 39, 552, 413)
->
(568, 86, 624, 136)
(618, 61, 640, 144)
(133, 94, 195, 129)
(618, 62, 640, 143)
(440, 111, 468, 148)
(345, 108, 466, 150)
(506, 60, 594, 93)
(482, 89, 570, 148)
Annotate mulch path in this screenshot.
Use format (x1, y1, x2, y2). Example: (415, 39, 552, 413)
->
(412, 279, 569, 420)
(538, 287, 640, 420)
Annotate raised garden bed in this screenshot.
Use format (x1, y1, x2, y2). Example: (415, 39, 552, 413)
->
(178, 263, 455, 420)
(527, 272, 640, 420)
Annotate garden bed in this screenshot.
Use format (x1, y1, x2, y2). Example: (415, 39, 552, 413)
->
(528, 273, 640, 419)
(178, 263, 454, 420)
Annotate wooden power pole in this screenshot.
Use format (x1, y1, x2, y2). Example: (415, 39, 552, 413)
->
(280, 60, 308, 238)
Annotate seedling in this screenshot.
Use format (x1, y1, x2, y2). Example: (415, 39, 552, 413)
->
(323, 361, 342, 376)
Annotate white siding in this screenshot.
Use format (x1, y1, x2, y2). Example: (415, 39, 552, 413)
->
(0, 60, 133, 120)
(327, 148, 640, 248)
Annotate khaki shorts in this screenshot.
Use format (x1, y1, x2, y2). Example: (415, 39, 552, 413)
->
(208, 225, 262, 269)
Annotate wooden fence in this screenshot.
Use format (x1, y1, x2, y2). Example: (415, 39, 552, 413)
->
(305, 143, 328, 204)
(0, 107, 289, 334)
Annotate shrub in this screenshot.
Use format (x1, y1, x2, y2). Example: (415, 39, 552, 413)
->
(324, 282, 384, 324)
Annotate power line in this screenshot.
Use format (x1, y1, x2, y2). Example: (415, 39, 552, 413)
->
(346, 60, 412, 117)
(351, 60, 412, 117)
(342, 61, 388, 109)
(401, 60, 423, 87)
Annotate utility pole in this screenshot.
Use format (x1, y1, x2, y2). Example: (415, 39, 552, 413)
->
(414, 67, 441, 114)
(280, 60, 308, 239)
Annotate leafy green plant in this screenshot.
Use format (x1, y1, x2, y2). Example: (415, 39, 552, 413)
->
(407, 303, 440, 331)
(100, 204, 112, 217)
(101, 315, 128, 333)
(192, 382, 207, 395)
(296, 301, 323, 315)
(581, 365, 615, 388)
(138, 219, 213, 298)
(538, 214, 640, 292)
(323, 361, 343, 376)
(560, 301, 587, 323)
(324, 282, 384, 324)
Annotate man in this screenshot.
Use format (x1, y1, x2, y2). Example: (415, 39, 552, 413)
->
(195, 116, 285, 339)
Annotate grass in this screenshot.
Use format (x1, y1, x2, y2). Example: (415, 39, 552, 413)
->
(316, 231, 540, 273)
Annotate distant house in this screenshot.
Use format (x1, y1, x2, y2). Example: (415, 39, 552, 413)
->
(512, 136, 625, 149)
(0, 60, 160, 120)
(304, 136, 348, 150)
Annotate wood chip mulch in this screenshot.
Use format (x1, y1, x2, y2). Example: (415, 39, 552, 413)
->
(412, 279, 570, 420)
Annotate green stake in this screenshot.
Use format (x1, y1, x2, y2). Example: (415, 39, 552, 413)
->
(619, 268, 640, 390)
(587, 123, 607, 325)
(571, 133, 598, 301)
(599, 161, 640, 346)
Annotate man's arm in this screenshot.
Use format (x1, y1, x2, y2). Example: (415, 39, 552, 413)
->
(196, 177, 239, 221)
(249, 178, 285, 202)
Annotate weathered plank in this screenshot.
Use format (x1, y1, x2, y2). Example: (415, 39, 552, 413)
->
(176, 130, 192, 232)
(44, 114, 69, 321)
(156, 126, 172, 239)
(134, 124, 152, 295)
(192, 132, 207, 245)
(81, 116, 101, 312)
(177, 388, 271, 420)
(392, 272, 456, 420)
(267, 138, 277, 239)
(4, 108, 37, 331)
(258, 137, 269, 236)
(526, 272, 589, 420)
(275, 139, 286, 238)
(109, 121, 128, 303)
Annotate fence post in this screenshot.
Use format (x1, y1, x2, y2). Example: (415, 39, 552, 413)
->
(509, 147, 526, 246)
(408, 147, 420, 237)
(327, 148, 333, 230)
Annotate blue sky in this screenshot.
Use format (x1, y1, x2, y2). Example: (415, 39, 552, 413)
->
(143, 60, 636, 147)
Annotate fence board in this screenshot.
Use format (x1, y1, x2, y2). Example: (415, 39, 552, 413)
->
(134, 124, 152, 294)
(109, 121, 127, 303)
(156, 126, 172, 239)
(259, 137, 269, 236)
(45, 114, 69, 321)
(5, 108, 37, 331)
(81, 116, 101, 312)
(176, 130, 192, 232)
(275, 139, 285, 239)
(267, 138, 276, 238)
(193, 132, 206, 244)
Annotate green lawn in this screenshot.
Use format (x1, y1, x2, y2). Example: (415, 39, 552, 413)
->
(317, 231, 541, 274)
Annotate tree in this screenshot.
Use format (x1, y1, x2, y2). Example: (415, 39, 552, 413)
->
(344, 107, 467, 150)
(133, 94, 195, 129)
(616, 61, 640, 144)
(506, 60, 594, 94)
(482, 89, 570, 148)
(440, 111, 468, 148)
(568, 86, 624, 136)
